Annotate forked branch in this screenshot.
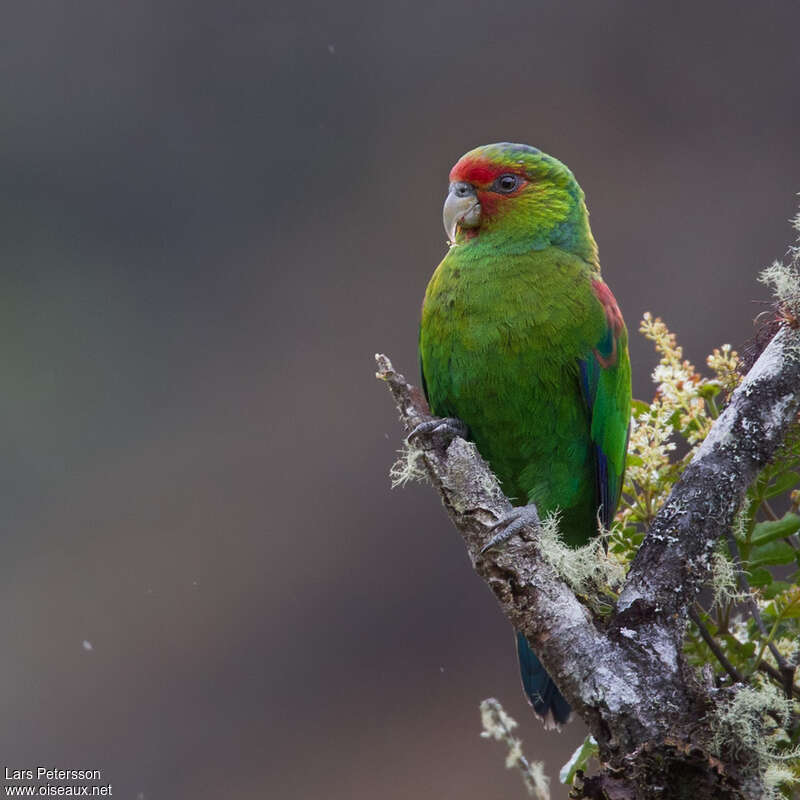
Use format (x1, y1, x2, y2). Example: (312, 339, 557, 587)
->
(375, 321, 800, 797)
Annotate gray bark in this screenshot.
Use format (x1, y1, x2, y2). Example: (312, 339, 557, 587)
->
(375, 322, 800, 799)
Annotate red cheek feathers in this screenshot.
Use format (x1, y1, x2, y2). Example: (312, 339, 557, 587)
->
(475, 188, 505, 218)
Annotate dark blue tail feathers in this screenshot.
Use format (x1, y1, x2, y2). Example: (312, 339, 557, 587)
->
(515, 631, 572, 728)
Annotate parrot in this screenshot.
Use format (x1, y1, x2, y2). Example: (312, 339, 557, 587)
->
(415, 142, 631, 728)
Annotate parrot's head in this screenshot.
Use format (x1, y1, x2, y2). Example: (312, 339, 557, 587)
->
(443, 142, 597, 263)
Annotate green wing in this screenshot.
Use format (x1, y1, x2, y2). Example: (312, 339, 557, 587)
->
(578, 280, 632, 529)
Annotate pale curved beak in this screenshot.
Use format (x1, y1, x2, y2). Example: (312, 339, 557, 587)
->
(443, 181, 481, 242)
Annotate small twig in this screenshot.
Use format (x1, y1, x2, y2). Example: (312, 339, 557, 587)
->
(762, 498, 780, 521)
(480, 698, 550, 800)
(689, 604, 744, 684)
(724, 529, 796, 694)
(757, 660, 800, 700)
(717, 621, 800, 700)
(691, 602, 800, 698)
(724, 530, 769, 642)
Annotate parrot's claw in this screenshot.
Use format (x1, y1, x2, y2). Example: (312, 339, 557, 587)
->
(481, 504, 541, 554)
(407, 417, 468, 445)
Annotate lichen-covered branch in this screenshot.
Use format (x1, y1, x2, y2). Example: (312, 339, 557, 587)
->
(618, 324, 800, 627)
(376, 354, 630, 732)
(376, 319, 800, 798)
(378, 354, 673, 749)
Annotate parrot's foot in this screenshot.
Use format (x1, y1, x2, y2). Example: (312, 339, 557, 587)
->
(407, 417, 468, 445)
(481, 504, 541, 554)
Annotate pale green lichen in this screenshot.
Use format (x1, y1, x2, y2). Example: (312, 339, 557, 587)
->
(760, 259, 800, 316)
(764, 763, 797, 799)
(479, 698, 550, 800)
(536, 512, 626, 603)
(389, 443, 427, 488)
(711, 681, 800, 793)
(710, 546, 744, 610)
(760, 209, 800, 316)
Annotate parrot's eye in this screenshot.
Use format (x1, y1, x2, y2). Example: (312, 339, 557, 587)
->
(493, 174, 522, 194)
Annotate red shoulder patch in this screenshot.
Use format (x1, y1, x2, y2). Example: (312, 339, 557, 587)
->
(592, 280, 624, 334)
(591, 280, 625, 368)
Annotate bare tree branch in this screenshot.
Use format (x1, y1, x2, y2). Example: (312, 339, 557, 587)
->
(722, 527, 795, 692)
(688, 604, 744, 684)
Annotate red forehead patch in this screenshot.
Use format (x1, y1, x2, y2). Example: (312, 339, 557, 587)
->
(450, 156, 511, 186)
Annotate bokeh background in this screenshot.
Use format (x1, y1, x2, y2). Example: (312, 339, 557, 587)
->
(1, 2, 799, 798)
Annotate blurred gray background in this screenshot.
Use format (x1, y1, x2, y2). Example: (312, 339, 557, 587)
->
(1, 1, 799, 798)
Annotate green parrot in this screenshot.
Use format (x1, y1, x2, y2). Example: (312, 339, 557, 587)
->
(416, 142, 631, 727)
